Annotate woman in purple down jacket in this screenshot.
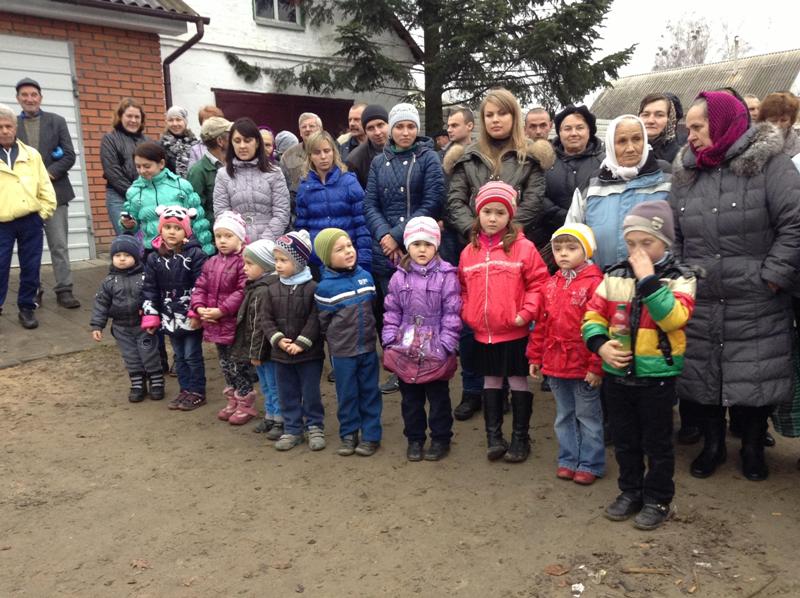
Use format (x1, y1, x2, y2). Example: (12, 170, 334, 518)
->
(381, 217, 462, 461)
(190, 211, 258, 421)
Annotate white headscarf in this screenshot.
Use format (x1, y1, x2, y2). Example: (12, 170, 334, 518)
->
(601, 114, 650, 181)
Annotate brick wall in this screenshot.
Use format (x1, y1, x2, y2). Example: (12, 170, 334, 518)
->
(0, 11, 166, 250)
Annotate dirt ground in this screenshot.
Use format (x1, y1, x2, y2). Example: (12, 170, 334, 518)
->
(2, 344, 800, 597)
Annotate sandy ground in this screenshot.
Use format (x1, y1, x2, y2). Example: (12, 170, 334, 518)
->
(2, 344, 800, 597)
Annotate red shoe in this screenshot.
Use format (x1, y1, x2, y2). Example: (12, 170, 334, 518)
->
(573, 471, 597, 485)
(556, 467, 575, 480)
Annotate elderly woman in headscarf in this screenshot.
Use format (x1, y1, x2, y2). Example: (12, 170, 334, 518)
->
(671, 91, 800, 482)
(566, 114, 671, 271)
(639, 93, 683, 163)
(159, 105, 199, 178)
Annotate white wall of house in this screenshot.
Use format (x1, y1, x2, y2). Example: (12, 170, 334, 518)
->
(161, 0, 417, 131)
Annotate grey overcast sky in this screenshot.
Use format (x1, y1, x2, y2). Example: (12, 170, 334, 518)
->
(597, 0, 800, 77)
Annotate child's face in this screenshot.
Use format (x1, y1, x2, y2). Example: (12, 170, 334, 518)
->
(134, 156, 165, 180)
(112, 252, 135, 270)
(478, 202, 510, 236)
(273, 249, 297, 278)
(161, 222, 186, 248)
(408, 240, 436, 266)
(552, 239, 586, 270)
(243, 256, 266, 281)
(328, 236, 356, 269)
(625, 230, 667, 263)
(214, 227, 242, 255)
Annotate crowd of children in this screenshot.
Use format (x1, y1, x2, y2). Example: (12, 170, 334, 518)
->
(92, 178, 695, 530)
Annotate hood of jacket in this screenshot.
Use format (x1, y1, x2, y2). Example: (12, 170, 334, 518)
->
(674, 122, 785, 182)
(442, 137, 555, 175)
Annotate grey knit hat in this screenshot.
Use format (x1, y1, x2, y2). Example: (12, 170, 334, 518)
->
(274, 131, 299, 155)
(623, 200, 675, 247)
(166, 105, 188, 121)
(388, 103, 420, 131)
(244, 239, 276, 273)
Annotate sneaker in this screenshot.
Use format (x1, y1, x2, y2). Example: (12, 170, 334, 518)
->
(18, 308, 38, 330)
(604, 493, 643, 522)
(168, 390, 189, 410)
(424, 441, 450, 461)
(556, 467, 576, 480)
(379, 374, 399, 394)
(253, 418, 275, 434)
(633, 503, 672, 530)
(266, 422, 284, 441)
(406, 440, 423, 462)
(573, 471, 597, 485)
(275, 433, 304, 451)
(355, 440, 380, 457)
(128, 387, 146, 403)
(149, 384, 165, 401)
(307, 426, 326, 451)
(337, 433, 359, 456)
(178, 392, 207, 411)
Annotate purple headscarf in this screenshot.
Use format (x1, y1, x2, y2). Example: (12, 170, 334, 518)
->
(693, 91, 750, 170)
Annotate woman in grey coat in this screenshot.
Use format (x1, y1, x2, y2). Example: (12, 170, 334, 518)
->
(213, 118, 290, 242)
(671, 91, 800, 482)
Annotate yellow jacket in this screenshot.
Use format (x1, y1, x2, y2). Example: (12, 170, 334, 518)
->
(0, 140, 56, 223)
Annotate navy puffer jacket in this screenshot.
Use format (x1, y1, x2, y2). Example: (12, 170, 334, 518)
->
(295, 166, 372, 270)
(363, 137, 445, 278)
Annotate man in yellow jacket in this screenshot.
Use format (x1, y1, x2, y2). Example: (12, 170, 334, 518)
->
(0, 103, 56, 329)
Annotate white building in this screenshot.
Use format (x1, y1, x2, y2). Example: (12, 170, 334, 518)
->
(160, 0, 421, 136)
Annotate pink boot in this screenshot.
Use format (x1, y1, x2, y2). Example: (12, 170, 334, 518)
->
(228, 391, 257, 425)
(217, 387, 237, 421)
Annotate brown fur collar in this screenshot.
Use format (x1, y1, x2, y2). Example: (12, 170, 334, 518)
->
(442, 138, 555, 174)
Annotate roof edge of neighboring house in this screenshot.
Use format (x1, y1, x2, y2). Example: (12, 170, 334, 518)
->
(50, 0, 209, 24)
(389, 15, 423, 63)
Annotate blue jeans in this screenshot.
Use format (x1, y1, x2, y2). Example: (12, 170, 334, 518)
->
(169, 330, 206, 394)
(0, 212, 44, 311)
(332, 352, 383, 442)
(256, 360, 281, 421)
(105, 186, 126, 236)
(275, 360, 324, 435)
(548, 376, 605, 476)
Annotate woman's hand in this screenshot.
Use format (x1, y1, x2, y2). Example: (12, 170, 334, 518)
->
(598, 340, 633, 370)
(380, 234, 399, 256)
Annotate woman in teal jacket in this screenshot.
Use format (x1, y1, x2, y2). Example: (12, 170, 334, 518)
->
(121, 141, 214, 255)
(565, 114, 671, 271)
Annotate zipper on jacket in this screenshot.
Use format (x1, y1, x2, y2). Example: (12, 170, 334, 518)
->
(484, 248, 492, 343)
(405, 153, 416, 218)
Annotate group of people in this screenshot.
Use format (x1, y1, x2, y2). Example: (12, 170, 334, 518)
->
(2, 74, 800, 532)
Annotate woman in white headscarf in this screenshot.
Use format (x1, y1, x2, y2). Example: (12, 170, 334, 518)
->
(566, 114, 672, 271)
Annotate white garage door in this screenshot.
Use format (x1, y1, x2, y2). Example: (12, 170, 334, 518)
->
(0, 33, 94, 264)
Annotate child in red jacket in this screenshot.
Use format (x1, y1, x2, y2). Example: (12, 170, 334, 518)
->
(458, 181, 550, 463)
(527, 224, 605, 485)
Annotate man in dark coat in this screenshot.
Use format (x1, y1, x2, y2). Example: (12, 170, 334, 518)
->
(15, 77, 80, 308)
(345, 105, 389, 189)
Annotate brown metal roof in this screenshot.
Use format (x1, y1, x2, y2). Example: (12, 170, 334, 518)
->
(591, 49, 800, 119)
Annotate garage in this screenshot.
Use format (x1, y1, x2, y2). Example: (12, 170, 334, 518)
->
(0, 32, 94, 264)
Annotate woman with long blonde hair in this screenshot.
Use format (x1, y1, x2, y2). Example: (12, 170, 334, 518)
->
(442, 87, 554, 422)
(295, 131, 372, 279)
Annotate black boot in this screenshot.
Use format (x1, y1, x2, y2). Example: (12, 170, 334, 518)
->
(504, 390, 533, 463)
(740, 413, 769, 481)
(690, 415, 727, 478)
(677, 399, 701, 445)
(453, 391, 482, 421)
(483, 389, 507, 461)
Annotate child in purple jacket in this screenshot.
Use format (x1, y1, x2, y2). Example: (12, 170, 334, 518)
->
(382, 216, 462, 462)
(190, 211, 253, 424)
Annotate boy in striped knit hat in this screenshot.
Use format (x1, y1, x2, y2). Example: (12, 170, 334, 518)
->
(582, 200, 696, 530)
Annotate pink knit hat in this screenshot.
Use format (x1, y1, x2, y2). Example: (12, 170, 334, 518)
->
(403, 216, 441, 250)
(474, 181, 517, 218)
(157, 205, 196, 238)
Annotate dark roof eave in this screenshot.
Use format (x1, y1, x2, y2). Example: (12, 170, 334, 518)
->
(50, 0, 210, 24)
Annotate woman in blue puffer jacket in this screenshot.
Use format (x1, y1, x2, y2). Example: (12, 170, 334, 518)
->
(295, 131, 372, 279)
(363, 103, 445, 292)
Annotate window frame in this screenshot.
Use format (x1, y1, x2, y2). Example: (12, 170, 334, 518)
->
(253, 0, 305, 30)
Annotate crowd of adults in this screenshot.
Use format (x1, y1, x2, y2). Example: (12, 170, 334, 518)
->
(2, 75, 800, 478)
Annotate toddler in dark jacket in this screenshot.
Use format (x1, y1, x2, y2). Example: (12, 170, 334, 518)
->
(261, 230, 325, 452)
(91, 234, 164, 402)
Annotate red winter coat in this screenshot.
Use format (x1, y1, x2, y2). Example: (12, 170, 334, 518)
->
(526, 264, 604, 378)
(458, 231, 549, 344)
(190, 248, 247, 345)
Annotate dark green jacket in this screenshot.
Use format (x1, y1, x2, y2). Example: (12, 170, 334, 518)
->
(186, 153, 221, 227)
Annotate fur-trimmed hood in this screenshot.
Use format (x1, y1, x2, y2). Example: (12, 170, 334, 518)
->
(673, 122, 785, 183)
(442, 137, 555, 175)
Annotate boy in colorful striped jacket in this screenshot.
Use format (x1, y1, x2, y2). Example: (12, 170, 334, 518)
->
(582, 200, 696, 531)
